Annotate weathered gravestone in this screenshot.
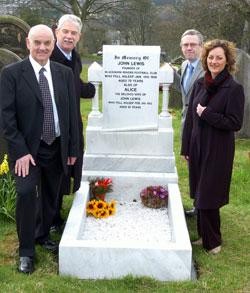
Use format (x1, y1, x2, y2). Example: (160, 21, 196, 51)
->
(0, 15, 29, 59)
(236, 49, 250, 138)
(0, 15, 29, 162)
(59, 45, 193, 281)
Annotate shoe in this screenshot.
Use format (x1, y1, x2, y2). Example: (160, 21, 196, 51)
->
(208, 246, 221, 255)
(185, 207, 197, 217)
(192, 238, 203, 245)
(18, 256, 34, 274)
(38, 239, 58, 254)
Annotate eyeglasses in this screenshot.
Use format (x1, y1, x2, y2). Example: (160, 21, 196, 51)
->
(181, 43, 200, 48)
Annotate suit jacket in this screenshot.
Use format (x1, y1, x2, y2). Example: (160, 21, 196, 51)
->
(180, 59, 204, 125)
(0, 58, 79, 174)
(50, 45, 95, 193)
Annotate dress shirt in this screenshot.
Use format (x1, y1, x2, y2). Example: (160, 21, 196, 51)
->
(56, 43, 72, 60)
(29, 55, 60, 136)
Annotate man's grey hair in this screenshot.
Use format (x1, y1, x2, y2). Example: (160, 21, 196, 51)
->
(57, 14, 82, 32)
(180, 29, 203, 46)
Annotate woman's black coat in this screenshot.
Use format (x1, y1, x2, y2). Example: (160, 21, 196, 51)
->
(181, 75, 245, 209)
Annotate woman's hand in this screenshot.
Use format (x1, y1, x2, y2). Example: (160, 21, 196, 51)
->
(181, 155, 189, 161)
(196, 103, 206, 117)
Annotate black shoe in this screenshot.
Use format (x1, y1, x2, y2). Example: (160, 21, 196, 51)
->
(38, 239, 58, 254)
(185, 207, 197, 217)
(18, 256, 34, 274)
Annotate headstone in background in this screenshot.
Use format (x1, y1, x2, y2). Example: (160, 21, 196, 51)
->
(0, 15, 29, 59)
(0, 16, 30, 162)
(236, 49, 250, 138)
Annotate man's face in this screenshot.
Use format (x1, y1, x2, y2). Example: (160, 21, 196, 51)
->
(181, 35, 202, 62)
(55, 21, 81, 53)
(26, 28, 54, 66)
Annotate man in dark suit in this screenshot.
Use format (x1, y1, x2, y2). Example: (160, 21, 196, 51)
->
(50, 14, 95, 231)
(179, 29, 204, 217)
(0, 24, 78, 274)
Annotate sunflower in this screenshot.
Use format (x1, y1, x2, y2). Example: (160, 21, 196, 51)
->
(99, 209, 109, 218)
(86, 200, 97, 215)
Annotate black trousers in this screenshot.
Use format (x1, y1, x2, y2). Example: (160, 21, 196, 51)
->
(14, 138, 63, 257)
(197, 208, 222, 250)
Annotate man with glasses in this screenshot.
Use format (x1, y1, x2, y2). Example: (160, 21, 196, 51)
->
(179, 29, 204, 217)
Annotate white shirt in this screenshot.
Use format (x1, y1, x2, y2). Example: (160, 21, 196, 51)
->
(56, 43, 72, 60)
(29, 55, 60, 136)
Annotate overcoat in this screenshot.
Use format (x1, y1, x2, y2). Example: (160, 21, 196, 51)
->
(50, 46, 95, 193)
(181, 75, 245, 209)
(0, 58, 79, 174)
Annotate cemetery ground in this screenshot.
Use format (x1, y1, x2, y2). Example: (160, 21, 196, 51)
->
(0, 67, 249, 292)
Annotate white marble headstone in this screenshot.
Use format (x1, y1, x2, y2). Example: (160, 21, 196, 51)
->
(102, 45, 160, 130)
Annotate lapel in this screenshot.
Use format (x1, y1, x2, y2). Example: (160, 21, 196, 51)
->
(21, 58, 42, 103)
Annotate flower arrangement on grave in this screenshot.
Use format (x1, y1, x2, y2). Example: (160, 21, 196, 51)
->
(86, 199, 116, 219)
(87, 177, 116, 219)
(89, 177, 113, 201)
(0, 154, 16, 221)
(140, 185, 168, 209)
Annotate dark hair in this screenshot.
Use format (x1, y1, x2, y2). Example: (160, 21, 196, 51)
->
(201, 39, 237, 73)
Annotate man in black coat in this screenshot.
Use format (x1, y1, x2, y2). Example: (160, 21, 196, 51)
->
(0, 24, 79, 273)
(50, 14, 95, 231)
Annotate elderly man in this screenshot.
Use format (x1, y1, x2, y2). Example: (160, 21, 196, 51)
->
(0, 24, 78, 273)
(49, 14, 95, 232)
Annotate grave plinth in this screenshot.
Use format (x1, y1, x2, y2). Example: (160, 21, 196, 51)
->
(59, 45, 193, 281)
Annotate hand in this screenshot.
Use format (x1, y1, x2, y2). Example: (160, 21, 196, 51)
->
(15, 154, 36, 177)
(67, 157, 77, 165)
(181, 155, 189, 161)
(196, 103, 206, 117)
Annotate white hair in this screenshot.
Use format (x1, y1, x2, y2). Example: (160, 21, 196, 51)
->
(57, 14, 82, 32)
(28, 24, 54, 39)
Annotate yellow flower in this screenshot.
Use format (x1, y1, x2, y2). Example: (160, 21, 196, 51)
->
(99, 209, 109, 218)
(86, 200, 97, 215)
(0, 154, 9, 175)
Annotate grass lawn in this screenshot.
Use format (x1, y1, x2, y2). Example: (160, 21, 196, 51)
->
(0, 66, 249, 292)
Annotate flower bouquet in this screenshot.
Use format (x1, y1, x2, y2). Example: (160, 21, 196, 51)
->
(140, 185, 168, 209)
(89, 177, 113, 201)
(86, 199, 116, 219)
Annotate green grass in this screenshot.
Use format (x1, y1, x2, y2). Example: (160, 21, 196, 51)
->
(0, 67, 249, 292)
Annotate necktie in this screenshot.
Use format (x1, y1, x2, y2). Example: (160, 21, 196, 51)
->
(184, 64, 194, 93)
(39, 67, 56, 145)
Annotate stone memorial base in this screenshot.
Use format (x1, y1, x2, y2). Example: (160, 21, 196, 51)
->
(59, 182, 193, 281)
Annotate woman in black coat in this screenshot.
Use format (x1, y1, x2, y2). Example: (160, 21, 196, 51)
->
(181, 39, 245, 254)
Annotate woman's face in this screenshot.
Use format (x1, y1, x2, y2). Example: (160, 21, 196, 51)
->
(207, 46, 227, 79)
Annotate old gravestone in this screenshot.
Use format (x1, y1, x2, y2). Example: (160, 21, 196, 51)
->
(59, 45, 192, 281)
(0, 16, 29, 162)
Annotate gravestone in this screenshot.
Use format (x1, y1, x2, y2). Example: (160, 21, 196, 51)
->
(59, 45, 193, 281)
(235, 49, 250, 138)
(0, 15, 29, 59)
(0, 16, 29, 162)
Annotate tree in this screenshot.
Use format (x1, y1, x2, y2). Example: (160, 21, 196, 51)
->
(38, 0, 124, 26)
(112, 0, 159, 45)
